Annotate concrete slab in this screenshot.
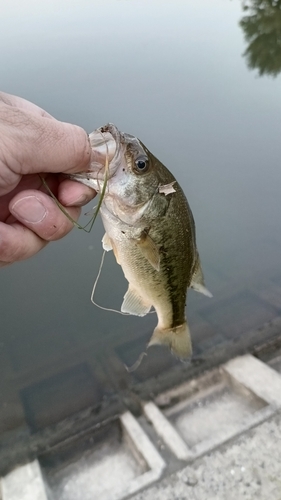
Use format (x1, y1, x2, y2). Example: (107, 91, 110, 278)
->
(143, 402, 192, 461)
(2, 355, 281, 500)
(267, 353, 281, 374)
(42, 411, 165, 500)
(120, 411, 165, 474)
(223, 354, 281, 407)
(131, 412, 281, 500)
(144, 363, 272, 461)
(1, 461, 47, 500)
(168, 383, 265, 446)
(45, 435, 144, 500)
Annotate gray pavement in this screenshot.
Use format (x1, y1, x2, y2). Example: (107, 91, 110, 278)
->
(131, 412, 281, 500)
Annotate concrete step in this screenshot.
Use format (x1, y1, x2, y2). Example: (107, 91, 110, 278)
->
(1, 354, 281, 500)
(1, 461, 47, 500)
(144, 354, 281, 461)
(0, 412, 165, 500)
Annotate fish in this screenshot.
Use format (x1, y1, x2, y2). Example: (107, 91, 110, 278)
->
(69, 124, 211, 359)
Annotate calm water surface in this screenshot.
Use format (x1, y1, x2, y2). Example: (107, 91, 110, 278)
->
(0, 0, 281, 461)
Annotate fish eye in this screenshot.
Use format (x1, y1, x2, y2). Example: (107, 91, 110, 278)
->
(134, 157, 149, 174)
(136, 160, 146, 170)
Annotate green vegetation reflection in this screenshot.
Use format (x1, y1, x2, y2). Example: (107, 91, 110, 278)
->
(240, 0, 281, 76)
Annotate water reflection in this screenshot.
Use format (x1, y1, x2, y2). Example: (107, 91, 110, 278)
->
(240, 0, 281, 76)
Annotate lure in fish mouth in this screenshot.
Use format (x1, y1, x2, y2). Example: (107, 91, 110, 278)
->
(69, 123, 212, 360)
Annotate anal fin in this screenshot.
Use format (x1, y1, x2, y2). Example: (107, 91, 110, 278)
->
(121, 287, 152, 316)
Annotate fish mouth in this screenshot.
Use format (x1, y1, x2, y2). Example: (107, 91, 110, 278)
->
(67, 124, 126, 191)
(89, 128, 116, 164)
(88, 124, 119, 178)
(66, 123, 140, 192)
(94, 123, 125, 178)
(69, 122, 148, 189)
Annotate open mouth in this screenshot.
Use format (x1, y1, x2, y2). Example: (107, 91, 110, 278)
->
(88, 127, 116, 169)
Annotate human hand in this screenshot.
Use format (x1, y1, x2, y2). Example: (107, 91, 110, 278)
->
(0, 92, 97, 267)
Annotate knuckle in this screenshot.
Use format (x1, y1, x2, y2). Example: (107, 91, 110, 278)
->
(0, 103, 31, 128)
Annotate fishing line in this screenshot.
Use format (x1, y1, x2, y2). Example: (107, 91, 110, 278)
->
(39, 175, 88, 230)
(124, 352, 147, 372)
(90, 249, 156, 316)
(84, 128, 110, 232)
(91, 250, 130, 315)
(38, 127, 110, 233)
(84, 206, 97, 216)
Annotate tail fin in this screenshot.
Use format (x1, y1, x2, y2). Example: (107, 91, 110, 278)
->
(148, 322, 192, 359)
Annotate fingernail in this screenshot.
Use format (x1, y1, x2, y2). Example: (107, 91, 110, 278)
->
(11, 196, 47, 223)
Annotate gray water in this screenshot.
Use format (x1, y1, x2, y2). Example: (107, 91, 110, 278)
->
(1, 0, 281, 448)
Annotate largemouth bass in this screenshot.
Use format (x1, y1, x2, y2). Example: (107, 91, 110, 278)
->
(69, 124, 211, 359)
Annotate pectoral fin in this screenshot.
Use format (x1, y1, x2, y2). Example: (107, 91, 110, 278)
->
(102, 233, 112, 251)
(190, 257, 213, 298)
(104, 238, 120, 265)
(134, 232, 160, 271)
(121, 287, 152, 316)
